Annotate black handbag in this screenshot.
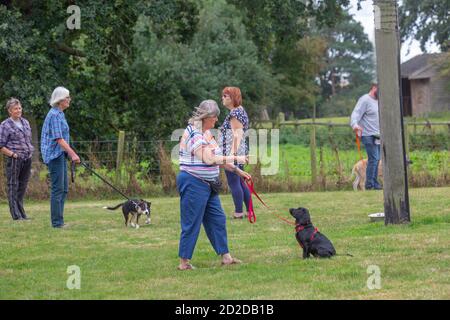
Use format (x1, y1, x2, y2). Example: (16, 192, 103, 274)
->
(207, 178, 223, 194)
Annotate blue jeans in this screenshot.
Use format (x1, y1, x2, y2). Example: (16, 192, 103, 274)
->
(177, 171, 229, 260)
(225, 164, 250, 214)
(47, 153, 68, 227)
(361, 136, 381, 189)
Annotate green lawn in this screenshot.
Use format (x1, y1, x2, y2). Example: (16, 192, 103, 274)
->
(0, 187, 449, 299)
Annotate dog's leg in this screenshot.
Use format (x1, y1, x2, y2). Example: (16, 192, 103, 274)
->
(353, 175, 360, 191)
(136, 214, 141, 229)
(130, 213, 136, 228)
(126, 214, 133, 227)
(302, 245, 311, 259)
(360, 172, 366, 191)
(130, 213, 139, 229)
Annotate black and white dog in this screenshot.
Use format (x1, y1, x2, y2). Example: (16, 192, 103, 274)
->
(290, 207, 336, 259)
(104, 199, 151, 229)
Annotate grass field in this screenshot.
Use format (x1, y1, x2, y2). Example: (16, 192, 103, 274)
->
(0, 187, 449, 300)
(275, 145, 449, 179)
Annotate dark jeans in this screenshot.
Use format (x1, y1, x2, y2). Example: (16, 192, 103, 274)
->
(361, 136, 381, 189)
(224, 164, 250, 214)
(6, 157, 32, 220)
(47, 154, 68, 228)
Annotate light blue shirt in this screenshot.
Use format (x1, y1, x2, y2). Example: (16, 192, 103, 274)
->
(41, 107, 70, 164)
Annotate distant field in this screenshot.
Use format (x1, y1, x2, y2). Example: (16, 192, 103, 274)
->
(256, 114, 450, 133)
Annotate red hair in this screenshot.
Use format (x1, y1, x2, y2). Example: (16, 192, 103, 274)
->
(222, 87, 242, 108)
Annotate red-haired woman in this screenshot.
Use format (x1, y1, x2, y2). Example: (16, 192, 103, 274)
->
(219, 87, 251, 219)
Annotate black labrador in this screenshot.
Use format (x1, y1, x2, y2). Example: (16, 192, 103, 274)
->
(104, 199, 151, 229)
(290, 207, 336, 259)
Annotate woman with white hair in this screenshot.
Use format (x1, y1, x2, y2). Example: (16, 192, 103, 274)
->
(176, 99, 251, 270)
(41, 86, 80, 228)
(0, 98, 34, 220)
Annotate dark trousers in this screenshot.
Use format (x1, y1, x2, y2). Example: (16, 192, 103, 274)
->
(47, 154, 68, 228)
(225, 164, 250, 214)
(6, 157, 32, 220)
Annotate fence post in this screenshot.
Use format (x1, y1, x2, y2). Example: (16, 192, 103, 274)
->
(116, 130, 125, 182)
(310, 123, 317, 190)
(319, 147, 326, 190)
(404, 122, 410, 155)
(276, 112, 284, 129)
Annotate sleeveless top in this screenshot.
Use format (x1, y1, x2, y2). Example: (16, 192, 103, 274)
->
(218, 106, 249, 156)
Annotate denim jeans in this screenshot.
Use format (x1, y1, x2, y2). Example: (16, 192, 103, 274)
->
(361, 136, 381, 189)
(176, 171, 229, 260)
(47, 153, 68, 227)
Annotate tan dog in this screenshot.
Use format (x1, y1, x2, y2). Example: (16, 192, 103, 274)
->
(351, 159, 383, 191)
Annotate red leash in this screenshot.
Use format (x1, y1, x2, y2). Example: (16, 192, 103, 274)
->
(244, 179, 296, 226)
(355, 133, 363, 161)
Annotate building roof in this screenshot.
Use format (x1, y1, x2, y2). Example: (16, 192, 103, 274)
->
(401, 53, 447, 79)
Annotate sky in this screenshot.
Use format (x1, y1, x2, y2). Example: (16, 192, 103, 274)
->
(348, 0, 440, 63)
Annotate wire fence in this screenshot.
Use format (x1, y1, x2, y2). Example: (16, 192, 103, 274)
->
(0, 121, 448, 199)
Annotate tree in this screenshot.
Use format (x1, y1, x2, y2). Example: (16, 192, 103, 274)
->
(316, 11, 375, 117)
(0, 0, 200, 141)
(127, 0, 276, 139)
(399, 0, 449, 52)
(225, 0, 351, 118)
(318, 11, 374, 98)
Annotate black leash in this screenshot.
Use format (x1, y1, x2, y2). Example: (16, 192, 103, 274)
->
(71, 160, 131, 201)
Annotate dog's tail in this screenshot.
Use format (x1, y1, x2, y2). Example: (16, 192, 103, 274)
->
(103, 203, 124, 210)
(335, 253, 354, 257)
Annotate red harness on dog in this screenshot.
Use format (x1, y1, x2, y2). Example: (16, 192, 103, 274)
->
(295, 224, 319, 248)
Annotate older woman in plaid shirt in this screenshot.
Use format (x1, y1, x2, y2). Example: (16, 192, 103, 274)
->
(0, 98, 34, 220)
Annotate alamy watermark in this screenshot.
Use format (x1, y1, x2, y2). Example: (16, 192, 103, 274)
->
(366, 265, 381, 290)
(66, 265, 81, 290)
(66, 5, 81, 30)
(171, 128, 280, 175)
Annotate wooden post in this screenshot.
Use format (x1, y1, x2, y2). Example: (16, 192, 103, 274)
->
(374, 0, 410, 224)
(116, 130, 125, 182)
(310, 101, 318, 189)
(277, 112, 284, 129)
(404, 122, 410, 155)
(319, 147, 326, 190)
(310, 124, 317, 190)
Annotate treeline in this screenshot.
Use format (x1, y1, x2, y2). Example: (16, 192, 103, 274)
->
(2, 0, 376, 143)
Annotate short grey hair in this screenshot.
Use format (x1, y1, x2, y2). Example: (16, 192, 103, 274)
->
(188, 100, 220, 128)
(49, 86, 70, 106)
(5, 98, 21, 111)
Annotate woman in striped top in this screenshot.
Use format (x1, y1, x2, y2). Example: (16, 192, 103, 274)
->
(177, 100, 251, 270)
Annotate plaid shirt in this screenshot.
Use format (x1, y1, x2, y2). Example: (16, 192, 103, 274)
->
(40, 107, 70, 164)
(0, 117, 34, 159)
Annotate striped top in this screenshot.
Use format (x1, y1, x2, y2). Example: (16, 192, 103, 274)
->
(179, 124, 220, 181)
